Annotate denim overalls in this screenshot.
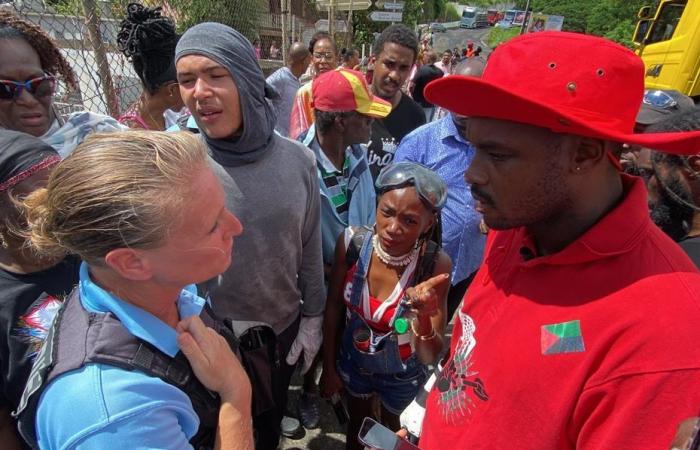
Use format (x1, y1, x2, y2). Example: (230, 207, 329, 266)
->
(337, 230, 428, 413)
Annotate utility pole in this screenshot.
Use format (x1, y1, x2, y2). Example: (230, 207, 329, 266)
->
(281, 0, 288, 62)
(329, 0, 335, 37)
(347, 0, 354, 47)
(81, 0, 119, 117)
(520, 0, 531, 34)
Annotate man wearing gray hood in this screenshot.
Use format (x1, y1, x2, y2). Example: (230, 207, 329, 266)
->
(175, 23, 325, 449)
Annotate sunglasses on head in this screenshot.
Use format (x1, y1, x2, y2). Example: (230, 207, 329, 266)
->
(0, 75, 56, 101)
(376, 162, 448, 210)
(642, 89, 678, 109)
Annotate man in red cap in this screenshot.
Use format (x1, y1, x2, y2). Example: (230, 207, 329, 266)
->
(414, 31, 700, 449)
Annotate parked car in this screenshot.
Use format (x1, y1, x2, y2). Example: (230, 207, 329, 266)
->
(430, 22, 447, 33)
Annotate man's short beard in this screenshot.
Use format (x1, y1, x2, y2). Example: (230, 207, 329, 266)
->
(649, 174, 694, 241)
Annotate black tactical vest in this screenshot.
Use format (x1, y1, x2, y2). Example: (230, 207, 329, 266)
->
(13, 288, 238, 450)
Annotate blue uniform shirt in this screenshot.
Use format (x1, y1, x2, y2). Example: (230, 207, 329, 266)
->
(394, 115, 486, 283)
(36, 263, 205, 450)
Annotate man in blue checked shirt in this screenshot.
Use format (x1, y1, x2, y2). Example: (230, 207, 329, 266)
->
(394, 58, 487, 319)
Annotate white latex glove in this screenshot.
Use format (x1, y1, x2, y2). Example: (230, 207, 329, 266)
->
(285, 315, 323, 373)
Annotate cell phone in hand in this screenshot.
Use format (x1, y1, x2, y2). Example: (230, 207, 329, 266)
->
(357, 417, 421, 450)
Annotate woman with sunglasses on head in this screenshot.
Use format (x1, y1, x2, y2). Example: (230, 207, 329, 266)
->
(0, 11, 122, 158)
(289, 31, 338, 139)
(320, 162, 452, 450)
(117, 2, 185, 131)
(0, 130, 80, 449)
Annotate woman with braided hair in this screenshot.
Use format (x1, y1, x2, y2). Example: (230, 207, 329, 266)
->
(117, 2, 184, 130)
(0, 10, 122, 157)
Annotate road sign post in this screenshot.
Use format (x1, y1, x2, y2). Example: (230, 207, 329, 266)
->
(316, 0, 371, 11)
(369, 11, 402, 22)
(314, 19, 348, 32)
(383, 2, 405, 10)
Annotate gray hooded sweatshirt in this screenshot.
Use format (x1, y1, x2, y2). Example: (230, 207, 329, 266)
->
(176, 23, 324, 333)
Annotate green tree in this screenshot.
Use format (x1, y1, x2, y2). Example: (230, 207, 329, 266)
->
(401, 0, 424, 26)
(351, 0, 443, 52)
(513, 0, 651, 46)
(445, 3, 461, 21)
(167, 0, 267, 41)
(514, 0, 595, 32)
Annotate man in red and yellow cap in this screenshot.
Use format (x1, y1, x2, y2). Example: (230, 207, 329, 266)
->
(410, 31, 700, 449)
(300, 68, 391, 270)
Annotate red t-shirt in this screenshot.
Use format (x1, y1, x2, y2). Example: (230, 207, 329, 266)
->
(420, 175, 700, 449)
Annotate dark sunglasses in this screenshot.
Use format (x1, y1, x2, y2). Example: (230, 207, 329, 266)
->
(0, 75, 56, 101)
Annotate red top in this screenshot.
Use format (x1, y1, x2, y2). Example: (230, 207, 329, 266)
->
(343, 262, 414, 360)
(420, 175, 700, 450)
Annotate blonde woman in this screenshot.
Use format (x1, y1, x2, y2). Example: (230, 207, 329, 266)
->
(14, 131, 252, 450)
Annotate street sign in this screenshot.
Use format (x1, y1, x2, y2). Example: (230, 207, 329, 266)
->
(369, 11, 402, 21)
(383, 1, 404, 10)
(314, 19, 349, 32)
(316, 0, 371, 10)
(315, 0, 371, 10)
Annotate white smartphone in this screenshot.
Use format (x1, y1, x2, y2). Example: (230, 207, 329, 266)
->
(357, 417, 421, 450)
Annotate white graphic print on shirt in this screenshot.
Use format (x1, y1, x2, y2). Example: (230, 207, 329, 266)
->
(435, 309, 489, 423)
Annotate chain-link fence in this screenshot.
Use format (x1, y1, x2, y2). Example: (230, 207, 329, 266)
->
(4, 0, 318, 119)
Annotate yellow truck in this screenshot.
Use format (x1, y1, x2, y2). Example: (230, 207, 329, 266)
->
(633, 0, 700, 99)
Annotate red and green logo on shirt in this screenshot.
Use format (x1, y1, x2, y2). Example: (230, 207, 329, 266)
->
(541, 320, 585, 355)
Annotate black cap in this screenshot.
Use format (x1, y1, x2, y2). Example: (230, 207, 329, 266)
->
(636, 89, 696, 126)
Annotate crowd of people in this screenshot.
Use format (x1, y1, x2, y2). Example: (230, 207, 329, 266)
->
(2, 2, 700, 450)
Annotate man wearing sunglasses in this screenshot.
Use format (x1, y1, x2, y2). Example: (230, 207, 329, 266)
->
(637, 89, 696, 128)
(646, 107, 700, 267)
(622, 89, 695, 179)
(414, 31, 700, 450)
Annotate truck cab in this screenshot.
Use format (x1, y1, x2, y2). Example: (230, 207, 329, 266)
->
(633, 0, 700, 99)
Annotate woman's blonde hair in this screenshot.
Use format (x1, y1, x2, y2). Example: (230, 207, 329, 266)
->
(23, 130, 208, 263)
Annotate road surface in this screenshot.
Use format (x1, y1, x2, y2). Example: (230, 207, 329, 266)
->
(280, 324, 454, 449)
(430, 26, 493, 55)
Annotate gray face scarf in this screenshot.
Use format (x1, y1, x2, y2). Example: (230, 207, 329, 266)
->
(175, 23, 278, 166)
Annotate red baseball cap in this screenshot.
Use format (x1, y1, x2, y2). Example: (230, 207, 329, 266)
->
(312, 69, 391, 118)
(425, 31, 700, 155)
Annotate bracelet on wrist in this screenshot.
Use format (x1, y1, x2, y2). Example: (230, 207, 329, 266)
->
(411, 319, 437, 340)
